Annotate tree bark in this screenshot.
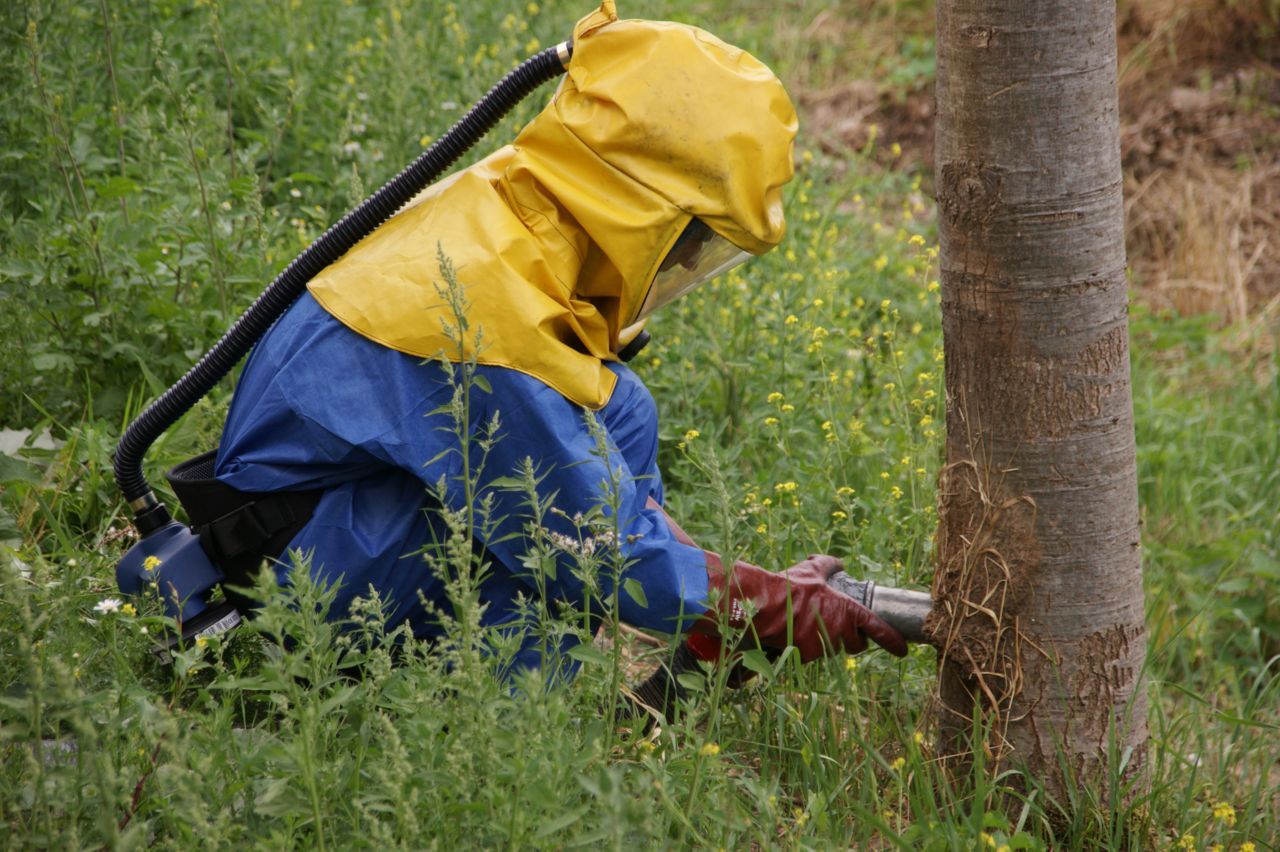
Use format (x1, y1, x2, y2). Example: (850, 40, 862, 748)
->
(928, 0, 1148, 801)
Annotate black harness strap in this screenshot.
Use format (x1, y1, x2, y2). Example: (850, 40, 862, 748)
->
(165, 450, 322, 593)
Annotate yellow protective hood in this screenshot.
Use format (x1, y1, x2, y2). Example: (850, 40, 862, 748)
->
(308, 2, 798, 409)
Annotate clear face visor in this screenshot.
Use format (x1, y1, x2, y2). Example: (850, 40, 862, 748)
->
(634, 219, 752, 323)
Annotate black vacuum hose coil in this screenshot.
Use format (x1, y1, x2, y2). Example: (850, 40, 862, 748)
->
(114, 42, 573, 533)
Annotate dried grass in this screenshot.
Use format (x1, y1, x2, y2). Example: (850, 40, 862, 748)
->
(1118, 0, 1280, 324)
(1125, 152, 1279, 324)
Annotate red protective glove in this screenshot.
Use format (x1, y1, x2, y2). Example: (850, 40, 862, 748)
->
(690, 553, 909, 662)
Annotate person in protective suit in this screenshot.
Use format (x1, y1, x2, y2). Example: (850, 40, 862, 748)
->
(212, 4, 907, 683)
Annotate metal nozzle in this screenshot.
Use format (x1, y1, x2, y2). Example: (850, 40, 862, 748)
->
(826, 572, 932, 644)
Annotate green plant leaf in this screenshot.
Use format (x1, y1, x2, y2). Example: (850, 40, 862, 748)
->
(567, 643, 608, 666)
(94, 176, 139, 200)
(623, 577, 648, 609)
(534, 805, 587, 838)
(739, 648, 774, 680)
(676, 671, 706, 693)
(0, 453, 40, 484)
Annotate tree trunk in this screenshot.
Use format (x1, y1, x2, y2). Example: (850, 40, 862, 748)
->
(927, 0, 1148, 802)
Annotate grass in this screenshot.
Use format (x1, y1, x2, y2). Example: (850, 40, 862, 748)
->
(1, 0, 1277, 848)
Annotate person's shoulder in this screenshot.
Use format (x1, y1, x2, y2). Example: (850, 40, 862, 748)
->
(603, 362, 656, 417)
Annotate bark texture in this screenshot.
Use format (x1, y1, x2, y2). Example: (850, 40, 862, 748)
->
(928, 0, 1148, 797)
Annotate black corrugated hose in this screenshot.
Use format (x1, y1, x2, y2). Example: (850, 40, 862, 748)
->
(114, 42, 572, 533)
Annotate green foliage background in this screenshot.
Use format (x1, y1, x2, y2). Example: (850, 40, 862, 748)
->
(1, 0, 1276, 848)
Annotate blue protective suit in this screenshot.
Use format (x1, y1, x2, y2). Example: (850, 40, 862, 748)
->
(215, 292, 709, 676)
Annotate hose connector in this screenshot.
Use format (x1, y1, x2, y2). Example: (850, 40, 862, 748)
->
(556, 40, 573, 68)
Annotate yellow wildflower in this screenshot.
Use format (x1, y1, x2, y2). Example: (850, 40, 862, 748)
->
(890, 757, 906, 771)
(908, 234, 925, 246)
(683, 429, 700, 442)
(784, 314, 799, 325)
(873, 255, 888, 272)
(120, 603, 137, 617)
(699, 742, 721, 757)
(775, 481, 798, 493)
(142, 555, 162, 572)
(1211, 801, 1236, 827)
(767, 391, 784, 403)
(780, 403, 795, 412)
(845, 656, 858, 671)
(831, 510, 847, 520)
